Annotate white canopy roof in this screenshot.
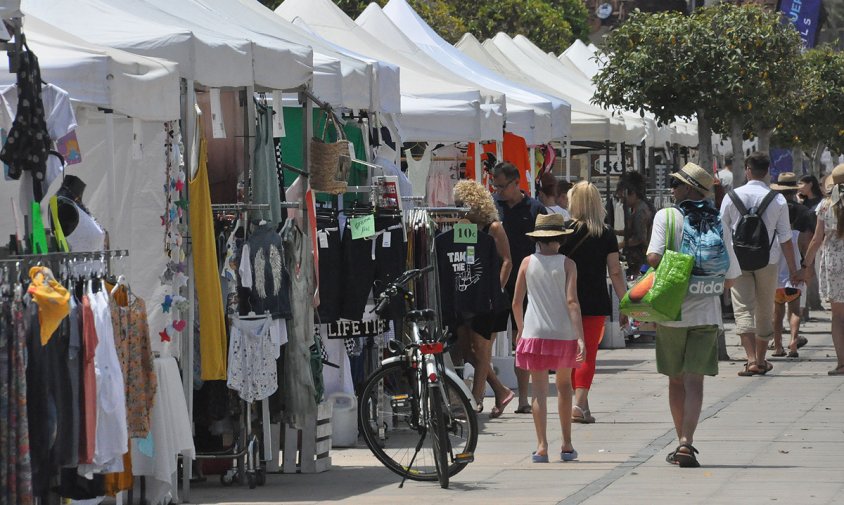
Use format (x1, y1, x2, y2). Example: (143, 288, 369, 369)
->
(0, 16, 180, 120)
(456, 33, 629, 143)
(172, 0, 398, 111)
(277, 0, 504, 142)
(562, 39, 602, 81)
(22, 0, 313, 90)
(382, 0, 570, 144)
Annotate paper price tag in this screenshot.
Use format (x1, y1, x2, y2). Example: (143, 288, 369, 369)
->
(382, 232, 391, 248)
(318, 230, 329, 249)
(350, 214, 375, 240)
(210, 88, 227, 139)
(453, 223, 478, 244)
(466, 246, 475, 265)
(272, 91, 285, 138)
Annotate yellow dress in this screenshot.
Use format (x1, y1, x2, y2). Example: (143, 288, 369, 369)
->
(190, 136, 228, 380)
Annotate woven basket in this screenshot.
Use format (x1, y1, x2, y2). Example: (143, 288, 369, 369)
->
(309, 113, 349, 194)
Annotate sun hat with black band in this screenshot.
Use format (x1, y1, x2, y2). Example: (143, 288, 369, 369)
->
(669, 162, 714, 196)
(525, 213, 574, 238)
(771, 172, 800, 191)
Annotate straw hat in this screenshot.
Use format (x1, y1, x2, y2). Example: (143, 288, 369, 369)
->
(771, 172, 800, 191)
(670, 163, 714, 196)
(833, 164, 844, 185)
(526, 213, 573, 238)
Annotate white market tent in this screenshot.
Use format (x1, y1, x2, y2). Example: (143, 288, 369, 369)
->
(381, 0, 570, 145)
(0, 15, 182, 361)
(276, 0, 505, 143)
(456, 33, 630, 144)
(22, 0, 312, 91)
(198, 0, 400, 113)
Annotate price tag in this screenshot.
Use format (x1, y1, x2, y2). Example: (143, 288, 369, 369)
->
(454, 223, 478, 244)
(382, 231, 391, 248)
(318, 230, 329, 249)
(466, 246, 475, 265)
(350, 214, 375, 240)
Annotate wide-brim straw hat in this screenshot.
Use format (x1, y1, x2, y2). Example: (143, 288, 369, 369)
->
(526, 213, 573, 238)
(771, 172, 800, 191)
(832, 164, 844, 185)
(670, 162, 714, 196)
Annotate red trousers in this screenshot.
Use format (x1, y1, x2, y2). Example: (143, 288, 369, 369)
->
(572, 316, 605, 390)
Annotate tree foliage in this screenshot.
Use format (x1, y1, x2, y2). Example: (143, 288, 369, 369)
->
(259, 0, 588, 54)
(773, 46, 844, 155)
(592, 4, 805, 173)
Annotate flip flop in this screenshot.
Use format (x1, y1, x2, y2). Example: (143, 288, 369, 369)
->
(828, 366, 844, 376)
(771, 349, 787, 357)
(572, 405, 596, 424)
(561, 449, 578, 462)
(796, 335, 808, 348)
(490, 391, 515, 419)
(531, 452, 549, 463)
(515, 405, 532, 414)
(787, 350, 799, 358)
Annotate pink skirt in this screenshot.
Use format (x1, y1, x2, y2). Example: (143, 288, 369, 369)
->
(515, 337, 580, 371)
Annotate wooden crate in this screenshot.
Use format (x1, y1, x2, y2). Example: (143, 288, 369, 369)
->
(281, 401, 332, 473)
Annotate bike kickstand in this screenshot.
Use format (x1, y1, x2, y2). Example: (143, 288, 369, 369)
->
(399, 429, 428, 488)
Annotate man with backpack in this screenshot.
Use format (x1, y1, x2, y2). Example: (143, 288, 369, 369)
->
(647, 163, 741, 468)
(720, 152, 804, 377)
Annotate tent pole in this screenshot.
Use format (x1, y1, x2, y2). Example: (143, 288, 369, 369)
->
(565, 138, 571, 182)
(529, 146, 536, 193)
(473, 142, 482, 184)
(245, 86, 257, 204)
(104, 111, 116, 233)
(181, 78, 196, 504)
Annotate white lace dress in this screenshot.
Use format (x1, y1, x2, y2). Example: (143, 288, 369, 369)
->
(817, 199, 844, 303)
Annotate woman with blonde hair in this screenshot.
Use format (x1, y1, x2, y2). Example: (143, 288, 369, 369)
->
(559, 182, 629, 423)
(442, 180, 515, 417)
(803, 164, 844, 375)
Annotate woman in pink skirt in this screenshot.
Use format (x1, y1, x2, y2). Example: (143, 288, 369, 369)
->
(513, 213, 586, 463)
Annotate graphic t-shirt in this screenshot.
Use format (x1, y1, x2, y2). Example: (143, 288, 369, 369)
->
(436, 228, 501, 325)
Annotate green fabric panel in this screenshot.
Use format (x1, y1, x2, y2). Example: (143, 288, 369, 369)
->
(279, 108, 369, 205)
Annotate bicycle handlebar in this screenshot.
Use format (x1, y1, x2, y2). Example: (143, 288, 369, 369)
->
(372, 266, 434, 315)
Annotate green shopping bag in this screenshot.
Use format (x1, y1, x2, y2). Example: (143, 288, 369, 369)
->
(620, 210, 693, 322)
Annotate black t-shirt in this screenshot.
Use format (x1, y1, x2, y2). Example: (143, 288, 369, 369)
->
(495, 194, 547, 290)
(436, 228, 501, 325)
(788, 200, 814, 234)
(559, 222, 619, 316)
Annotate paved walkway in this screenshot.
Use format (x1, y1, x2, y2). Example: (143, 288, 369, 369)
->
(187, 310, 844, 505)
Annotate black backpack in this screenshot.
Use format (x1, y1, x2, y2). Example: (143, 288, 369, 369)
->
(727, 189, 778, 271)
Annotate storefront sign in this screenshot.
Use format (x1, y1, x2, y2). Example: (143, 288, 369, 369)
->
(325, 318, 388, 339)
(779, 0, 822, 48)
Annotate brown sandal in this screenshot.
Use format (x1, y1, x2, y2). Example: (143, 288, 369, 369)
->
(737, 361, 758, 376)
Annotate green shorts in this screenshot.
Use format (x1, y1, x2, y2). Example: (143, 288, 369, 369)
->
(655, 324, 719, 377)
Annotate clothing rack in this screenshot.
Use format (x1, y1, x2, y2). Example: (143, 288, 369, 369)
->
(211, 203, 270, 212)
(1, 249, 130, 262)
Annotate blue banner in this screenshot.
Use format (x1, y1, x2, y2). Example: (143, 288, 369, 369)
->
(779, 0, 823, 48)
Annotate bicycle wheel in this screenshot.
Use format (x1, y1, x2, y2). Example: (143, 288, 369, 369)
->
(428, 384, 449, 489)
(359, 361, 477, 481)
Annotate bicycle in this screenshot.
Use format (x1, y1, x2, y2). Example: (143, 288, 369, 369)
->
(358, 266, 478, 489)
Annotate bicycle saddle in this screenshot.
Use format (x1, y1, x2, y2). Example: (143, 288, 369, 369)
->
(405, 309, 435, 322)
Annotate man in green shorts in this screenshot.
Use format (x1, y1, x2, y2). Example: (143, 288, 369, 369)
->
(646, 163, 741, 467)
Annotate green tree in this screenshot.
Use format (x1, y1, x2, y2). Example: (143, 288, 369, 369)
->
(773, 46, 844, 175)
(592, 5, 804, 176)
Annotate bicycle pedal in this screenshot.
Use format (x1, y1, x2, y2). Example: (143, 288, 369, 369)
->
(454, 452, 474, 463)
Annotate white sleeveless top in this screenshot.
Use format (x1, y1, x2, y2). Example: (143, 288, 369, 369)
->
(404, 145, 432, 198)
(63, 199, 106, 252)
(522, 254, 575, 341)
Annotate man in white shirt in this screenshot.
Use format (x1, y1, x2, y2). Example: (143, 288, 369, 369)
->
(647, 163, 740, 468)
(717, 156, 734, 192)
(720, 152, 804, 377)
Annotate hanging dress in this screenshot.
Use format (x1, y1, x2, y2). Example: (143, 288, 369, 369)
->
(189, 134, 228, 381)
(252, 102, 283, 225)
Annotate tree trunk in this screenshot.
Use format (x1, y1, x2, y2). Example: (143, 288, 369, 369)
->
(792, 146, 804, 174)
(696, 109, 713, 177)
(730, 117, 746, 188)
(812, 143, 825, 178)
(757, 126, 773, 154)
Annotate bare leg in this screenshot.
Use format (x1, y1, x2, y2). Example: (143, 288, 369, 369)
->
(772, 303, 785, 354)
(468, 331, 491, 403)
(739, 332, 757, 364)
(555, 368, 574, 452)
(516, 367, 531, 409)
(787, 299, 801, 353)
(679, 374, 704, 445)
(831, 302, 844, 371)
(754, 337, 769, 370)
(573, 387, 590, 416)
(529, 370, 549, 456)
(667, 375, 685, 440)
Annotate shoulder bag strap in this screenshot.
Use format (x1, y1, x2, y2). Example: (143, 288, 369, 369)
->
(727, 189, 749, 216)
(566, 223, 590, 256)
